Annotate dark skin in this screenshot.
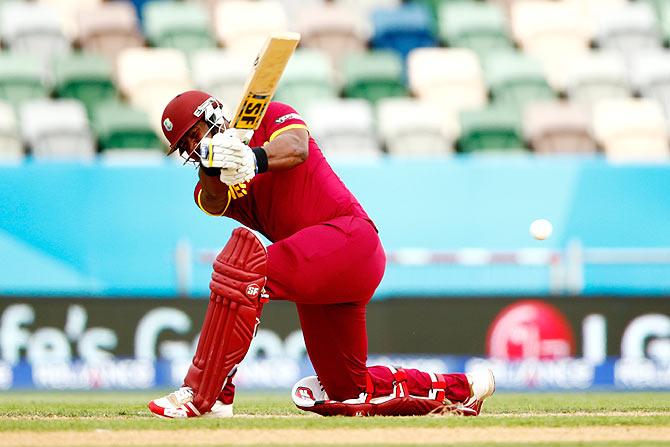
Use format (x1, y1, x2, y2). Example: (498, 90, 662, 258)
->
(177, 119, 309, 215)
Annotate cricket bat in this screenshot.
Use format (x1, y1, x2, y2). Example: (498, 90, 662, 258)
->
(229, 32, 301, 132)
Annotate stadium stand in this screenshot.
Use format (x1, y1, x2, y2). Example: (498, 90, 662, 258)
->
(376, 97, 458, 156)
(483, 51, 556, 110)
(143, 1, 216, 53)
(214, 0, 289, 52)
(115, 47, 192, 134)
(407, 47, 487, 113)
(341, 51, 407, 104)
(37, 0, 102, 41)
(438, 1, 513, 57)
(0, 100, 23, 162)
(629, 49, 670, 124)
(593, 2, 662, 59)
(564, 51, 630, 105)
(370, 3, 437, 59)
(593, 97, 670, 162)
(523, 100, 597, 155)
(0, 52, 50, 109)
(0, 0, 666, 163)
(0, 2, 71, 62)
(275, 48, 338, 114)
(20, 99, 95, 160)
(294, 2, 370, 67)
(304, 98, 380, 157)
(77, 1, 144, 62)
(92, 100, 162, 152)
(190, 48, 255, 114)
(511, 0, 590, 62)
(458, 105, 525, 153)
(336, 0, 401, 16)
(53, 52, 117, 116)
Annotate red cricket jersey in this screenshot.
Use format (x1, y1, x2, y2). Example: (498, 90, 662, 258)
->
(194, 102, 374, 242)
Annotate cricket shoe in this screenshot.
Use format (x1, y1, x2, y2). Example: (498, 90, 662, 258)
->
(461, 368, 496, 416)
(148, 387, 233, 419)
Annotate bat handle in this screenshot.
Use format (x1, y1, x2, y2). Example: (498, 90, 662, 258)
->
(229, 128, 254, 145)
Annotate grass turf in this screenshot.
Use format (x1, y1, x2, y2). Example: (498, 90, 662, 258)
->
(0, 391, 668, 432)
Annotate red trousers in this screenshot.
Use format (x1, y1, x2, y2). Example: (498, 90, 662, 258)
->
(262, 216, 470, 404)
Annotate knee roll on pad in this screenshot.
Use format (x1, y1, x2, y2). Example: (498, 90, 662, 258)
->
(185, 227, 268, 413)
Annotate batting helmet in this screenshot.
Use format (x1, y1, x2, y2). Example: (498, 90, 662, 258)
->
(161, 90, 225, 154)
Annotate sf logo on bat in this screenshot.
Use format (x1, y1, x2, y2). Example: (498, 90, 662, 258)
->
(235, 93, 270, 129)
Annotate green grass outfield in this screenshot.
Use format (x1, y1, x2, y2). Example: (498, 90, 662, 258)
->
(1, 391, 669, 446)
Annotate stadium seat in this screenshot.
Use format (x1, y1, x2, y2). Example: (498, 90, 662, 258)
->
(592, 98, 670, 162)
(0, 2, 71, 62)
(37, 0, 102, 41)
(629, 50, 670, 119)
(523, 100, 597, 154)
(511, 0, 590, 62)
(20, 99, 95, 160)
(407, 47, 487, 114)
(116, 47, 192, 132)
(342, 51, 407, 104)
(143, 1, 215, 53)
(77, 1, 144, 62)
(92, 101, 162, 152)
(0, 53, 50, 108)
(370, 4, 437, 59)
(274, 49, 338, 114)
(570, 0, 629, 36)
(295, 3, 371, 67)
(439, 1, 513, 56)
(564, 51, 630, 105)
(656, 0, 670, 45)
(458, 106, 525, 153)
(335, 0, 401, 16)
(214, 0, 289, 52)
(53, 52, 117, 116)
(376, 97, 458, 156)
(304, 99, 381, 158)
(483, 51, 556, 109)
(0, 101, 24, 161)
(190, 49, 256, 114)
(594, 2, 662, 58)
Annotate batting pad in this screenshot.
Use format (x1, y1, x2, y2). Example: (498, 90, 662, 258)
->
(291, 368, 475, 417)
(185, 227, 267, 413)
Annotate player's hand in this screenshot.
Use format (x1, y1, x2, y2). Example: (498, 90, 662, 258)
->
(209, 130, 256, 185)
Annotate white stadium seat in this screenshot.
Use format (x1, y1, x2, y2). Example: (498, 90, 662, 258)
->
(20, 99, 95, 160)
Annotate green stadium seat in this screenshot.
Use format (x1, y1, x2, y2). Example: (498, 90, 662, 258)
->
(143, 1, 215, 53)
(411, 0, 464, 24)
(92, 101, 162, 151)
(483, 51, 556, 109)
(458, 106, 525, 152)
(342, 51, 407, 104)
(439, 1, 513, 56)
(274, 49, 338, 113)
(0, 53, 49, 108)
(656, 1, 670, 45)
(53, 52, 117, 116)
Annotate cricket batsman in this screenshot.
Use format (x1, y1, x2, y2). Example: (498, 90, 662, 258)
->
(148, 90, 495, 418)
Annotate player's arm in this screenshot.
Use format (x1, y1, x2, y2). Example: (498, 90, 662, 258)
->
(195, 171, 230, 216)
(261, 127, 308, 171)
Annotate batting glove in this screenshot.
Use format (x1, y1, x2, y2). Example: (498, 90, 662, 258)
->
(203, 130, 255, 185)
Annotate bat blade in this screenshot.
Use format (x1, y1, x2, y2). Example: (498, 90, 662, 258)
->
(230, 32, 300, 131)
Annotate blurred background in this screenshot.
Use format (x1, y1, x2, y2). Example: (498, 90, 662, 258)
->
(1, 0, 669, 394)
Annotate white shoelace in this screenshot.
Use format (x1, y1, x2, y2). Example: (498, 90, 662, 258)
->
(171, 387, 194, 405)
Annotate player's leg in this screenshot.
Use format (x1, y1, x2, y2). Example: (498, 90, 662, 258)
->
(148, 227, 268, 418)
(293, 301, 487, 416)
(265, 216, 386, 305)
